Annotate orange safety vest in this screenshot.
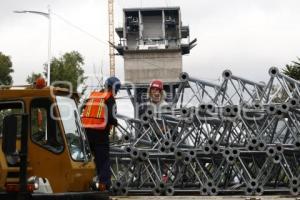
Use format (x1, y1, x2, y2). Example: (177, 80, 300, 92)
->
(81, 91, 113, 130)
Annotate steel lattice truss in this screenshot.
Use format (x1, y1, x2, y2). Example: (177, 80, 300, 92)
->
(110, 67, 300, 196)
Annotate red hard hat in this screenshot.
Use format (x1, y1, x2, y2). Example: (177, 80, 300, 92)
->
(150, 80, 163, 91)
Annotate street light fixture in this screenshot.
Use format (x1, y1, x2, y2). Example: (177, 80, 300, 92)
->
(14, 6, 52, 86)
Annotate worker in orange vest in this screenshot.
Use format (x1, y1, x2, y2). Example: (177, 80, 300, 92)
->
(81, 76, 121, 190)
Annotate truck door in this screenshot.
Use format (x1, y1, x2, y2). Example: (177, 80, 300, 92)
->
(29, 98, 70, 192)
(0, 101, 24, 189)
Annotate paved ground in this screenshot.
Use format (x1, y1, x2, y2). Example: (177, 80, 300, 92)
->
(112, 196, 298, 200)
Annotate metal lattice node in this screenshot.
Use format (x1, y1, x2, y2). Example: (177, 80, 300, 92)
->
(110, 67, 300, 196)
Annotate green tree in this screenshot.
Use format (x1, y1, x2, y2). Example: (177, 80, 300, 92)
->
(0, 52, 14, 85)
(274, 57, 300, 102)
(282, 57, 300, 80)
(27, 51, 86, 92)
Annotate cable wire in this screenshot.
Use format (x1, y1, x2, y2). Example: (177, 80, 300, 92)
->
(52, 12, 109, 46)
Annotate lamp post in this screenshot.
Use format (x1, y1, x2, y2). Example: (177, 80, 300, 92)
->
(14, 5, 52, 86)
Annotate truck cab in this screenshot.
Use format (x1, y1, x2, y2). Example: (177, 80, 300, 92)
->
(0, 85, 100, 195)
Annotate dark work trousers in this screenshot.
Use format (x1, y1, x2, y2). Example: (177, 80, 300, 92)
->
(86, 128, 111, 187)
(95, 142, 111, 186)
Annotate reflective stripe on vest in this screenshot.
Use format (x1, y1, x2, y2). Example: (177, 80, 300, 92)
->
(81, 91, 112, 130)
(85, 98, 94, 117)
(96, 99, 105, 118)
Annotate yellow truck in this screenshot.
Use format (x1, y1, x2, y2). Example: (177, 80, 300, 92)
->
(0, 84, 108, 200)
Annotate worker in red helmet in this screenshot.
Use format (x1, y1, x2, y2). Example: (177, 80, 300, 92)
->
(141, 79, 170, 183)
(138, 79, 167, 118)
(149, 80, 165, 104)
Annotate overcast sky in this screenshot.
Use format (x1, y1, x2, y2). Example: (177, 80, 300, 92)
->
(1, 0, 300, 86)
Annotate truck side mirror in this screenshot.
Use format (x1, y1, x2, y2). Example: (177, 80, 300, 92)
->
(2, 115, 18, 155)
